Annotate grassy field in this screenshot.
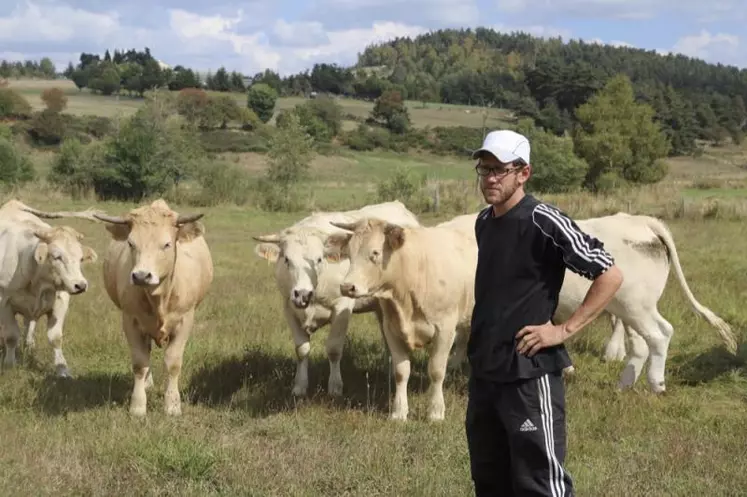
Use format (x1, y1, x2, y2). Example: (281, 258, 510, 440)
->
(2, 82, 747, 496)
(6, 78, 513, 131)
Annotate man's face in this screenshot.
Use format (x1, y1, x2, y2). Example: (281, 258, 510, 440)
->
(476, 153, 530, 206)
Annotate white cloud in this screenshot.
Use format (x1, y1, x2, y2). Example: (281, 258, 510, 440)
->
(495, 0, 743, 21)
(493, 23, 572, 40)
(671, 30, 743, 67)
(0, 1, 119, 43)
(0, 1, 430, 76)
(318, 0, 479, 25)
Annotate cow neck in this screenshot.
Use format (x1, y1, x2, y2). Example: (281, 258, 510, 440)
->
(141, 245, 178, 319)
(379, 246, 417, 323)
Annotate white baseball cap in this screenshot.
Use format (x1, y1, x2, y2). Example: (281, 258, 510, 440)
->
(471, 129, 530, 164)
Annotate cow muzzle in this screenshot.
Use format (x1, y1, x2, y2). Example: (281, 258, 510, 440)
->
(291, 289, 314, 308)
(131, 270, 160, 286)
(340, 282, 366, 298)
(69, 280, 88, 295)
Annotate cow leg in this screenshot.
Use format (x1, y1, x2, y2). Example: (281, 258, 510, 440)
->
(619, 322, 649, 390)
(46, 292, 71, 378)
(25, 318, 37, 350)
(0, 304, 20, 370)
(284, 303, 310, 397)
(123, 314, 150, 416)
(604, 314, 627, 362)
(447, 326, 469, 371)
(326, 304, 351, 396)
(163, 311, 193, 416)
(381, 319, 411, 421)
(620, 310, 672, 393)
(426, 318, 458, 421)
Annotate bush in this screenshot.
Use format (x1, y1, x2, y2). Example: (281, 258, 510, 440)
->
(0, 137, 35, 186)
(371, 90, 411, 134)
(247, 83, 278, 123)
(260, 112, 315, 211)
(190, 160, 255, 206)
(176, 88, 210, 126)
(48, 138, 102, 197)
(40, 87, 68, 113)
(514, 119, 589, 194)
(0, 88, 32, 118)
(27, 110, 67, 146)
(198, 129, 270, 153)
(48, 96, 205, 201)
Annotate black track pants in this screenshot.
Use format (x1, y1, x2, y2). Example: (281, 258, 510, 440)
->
(465, 371, 574, 497)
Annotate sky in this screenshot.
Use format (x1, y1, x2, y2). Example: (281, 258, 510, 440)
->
(0, 0, 745, 77)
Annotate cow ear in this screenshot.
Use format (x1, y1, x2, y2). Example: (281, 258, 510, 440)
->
(177, 220, 205, 242)
(105, 223, 131, 241)
(34, 242, 49, 264)
(385, 224, 405, 250)
(82, 246, 98, 263)
(255, 243, 280, 263)
(324, 233, 352, 262)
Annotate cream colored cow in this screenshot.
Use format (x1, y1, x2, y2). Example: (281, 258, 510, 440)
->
(0, 199, 99, 376)
(93, 199, 213, 416)
(324, 213, 477, 421)
(253, 201, 421, 397)
(446, 211, 736, 394)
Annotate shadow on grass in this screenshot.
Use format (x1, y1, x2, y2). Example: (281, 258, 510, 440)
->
(31, 371, 132, 416)
(186, 335, 468, 418)
(672, 340, 747, 386)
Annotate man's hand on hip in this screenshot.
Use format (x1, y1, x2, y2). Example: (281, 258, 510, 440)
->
(516, 321, 569, 357)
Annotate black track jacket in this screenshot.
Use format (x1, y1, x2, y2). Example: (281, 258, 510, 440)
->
(468, 194, 615, 383)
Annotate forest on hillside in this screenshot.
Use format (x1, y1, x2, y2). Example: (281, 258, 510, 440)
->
(257, 28, 747, 156)
(3, 28, 747, 159)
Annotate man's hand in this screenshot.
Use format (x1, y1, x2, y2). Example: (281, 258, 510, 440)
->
(516, 321, 569, 357)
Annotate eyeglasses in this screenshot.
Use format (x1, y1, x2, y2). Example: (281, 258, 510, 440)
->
(475, 160, 526, 178)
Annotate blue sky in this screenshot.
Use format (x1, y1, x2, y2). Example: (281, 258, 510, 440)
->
(0, 0, 744, 76)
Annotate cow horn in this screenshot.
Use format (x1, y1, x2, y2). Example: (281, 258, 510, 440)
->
(176, 213, 204, 225)
(330, 221, 357, 232)
(92, 213, 129, 224)
(252, 233, 281, 243)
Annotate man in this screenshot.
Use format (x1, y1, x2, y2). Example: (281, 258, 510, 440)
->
(465, 129, 624, 497)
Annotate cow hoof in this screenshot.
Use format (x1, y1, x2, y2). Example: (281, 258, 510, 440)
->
(427, 411, 445, 422)
(56, 366, 72, 379)
(328, 380, 343, 397)
(292, 384, 307, 397)
(165, 405, 182, 416)
(129, 405, 147, 417)
(650, 382, 666, 394)
(389, 411, 408, 421)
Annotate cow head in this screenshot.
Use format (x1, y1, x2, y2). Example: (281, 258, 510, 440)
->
(93, 200, 204, 288)
(33, 225, 98, 295)
(324, 218, 405, 299)
(253, 227, 333, 309)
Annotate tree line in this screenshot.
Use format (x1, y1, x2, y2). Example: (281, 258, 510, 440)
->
(255, 29, 747, 155)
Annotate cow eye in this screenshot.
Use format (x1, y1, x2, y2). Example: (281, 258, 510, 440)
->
(163, 242, 172, 250)
(372, 250, 380, 258)
(316, 257, 322, 264)
(127, 239, 135, 248)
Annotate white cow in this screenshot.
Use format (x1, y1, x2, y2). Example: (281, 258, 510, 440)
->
(324, 213, 477, 421)
(252, 201, 421, 398)
(0, 200, 100, 376)
(448, 211, 736, 394)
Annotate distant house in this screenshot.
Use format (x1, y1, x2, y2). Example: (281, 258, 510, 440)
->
(156, 59, 171, 71)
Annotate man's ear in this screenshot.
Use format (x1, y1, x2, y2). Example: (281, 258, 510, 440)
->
(82, 246, 98, 263)
(254, 243, 281, 263)
(176, 221, 205, 242)
(384, 224, 405, 251)
(324, 233, 352, 263)
(34, 242, 49, 264)
(105, 223, 131, 241)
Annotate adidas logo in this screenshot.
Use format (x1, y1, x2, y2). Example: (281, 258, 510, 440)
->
(519, 419, 537, 432)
